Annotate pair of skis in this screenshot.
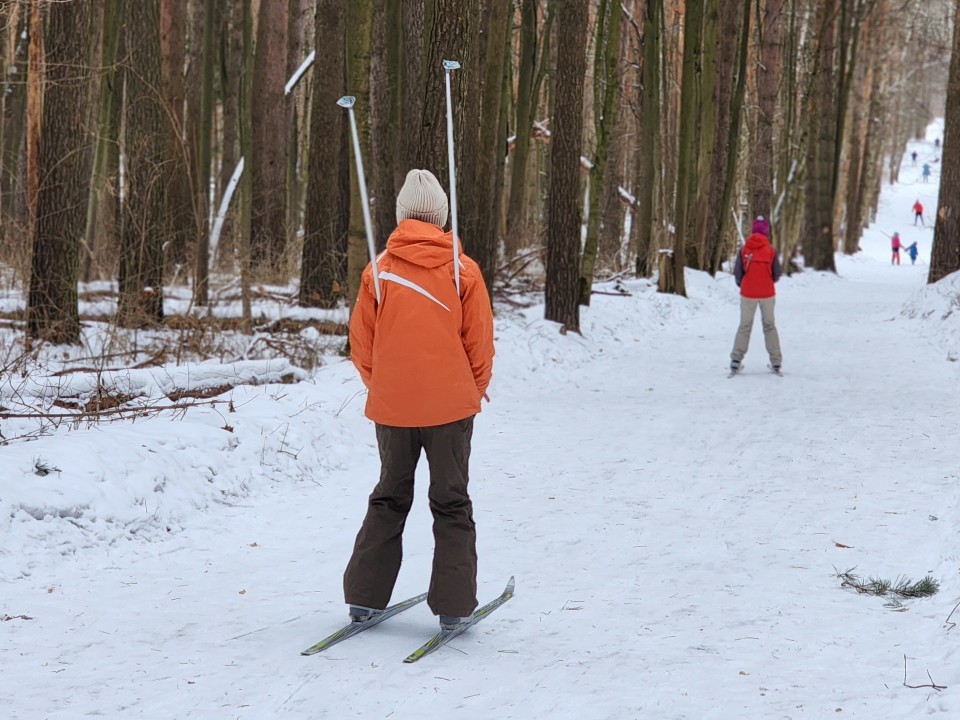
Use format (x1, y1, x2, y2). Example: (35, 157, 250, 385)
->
(727, 364, 783, 378)
(301, 577, 515, 663)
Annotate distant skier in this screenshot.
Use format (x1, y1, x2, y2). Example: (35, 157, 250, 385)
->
(935, 138, 941, 149)
(922, 163, 932, 182)
(913, 200, 924, 226)
(729, 216, 783, 375)
(906, 241, 919, 265)
(911, 150, 918, 165)
(891, 232, 902, 265)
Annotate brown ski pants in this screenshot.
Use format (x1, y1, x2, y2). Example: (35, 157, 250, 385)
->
(343, 417, 478, 617)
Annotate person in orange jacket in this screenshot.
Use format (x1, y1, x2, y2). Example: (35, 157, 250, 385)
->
(913, 200, 924, 226)
(344, 169, 495, 631)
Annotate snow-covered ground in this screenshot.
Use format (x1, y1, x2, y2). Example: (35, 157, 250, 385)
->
(3, 123, 960, 719)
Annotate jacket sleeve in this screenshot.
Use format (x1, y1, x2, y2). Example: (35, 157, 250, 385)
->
(348, 267, 377, 388)
(771, 252, 783, 283)
(733, 250, 744, 287)
(460, 265, 495, 397)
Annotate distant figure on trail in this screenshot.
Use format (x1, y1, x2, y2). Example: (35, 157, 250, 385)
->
(913, 200, 924, 226)
(906, 241, 919, 265)
(891, 232, 902, 265)
(729, 216, 783, 375)
(935, 138, 941, 149)
(922, 163, 932, 182)
(911, 150, 918, 165)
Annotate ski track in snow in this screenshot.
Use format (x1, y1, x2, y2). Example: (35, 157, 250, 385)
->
(2, 126, 960, 719)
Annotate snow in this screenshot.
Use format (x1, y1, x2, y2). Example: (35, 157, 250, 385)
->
(3, 123, 960, 719)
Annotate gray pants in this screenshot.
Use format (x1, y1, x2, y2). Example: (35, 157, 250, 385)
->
(731, 296, 782, 366)
(343, 417, 478, 618)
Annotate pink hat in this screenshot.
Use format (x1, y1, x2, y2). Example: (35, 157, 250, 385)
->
(752, 216, 770, 236)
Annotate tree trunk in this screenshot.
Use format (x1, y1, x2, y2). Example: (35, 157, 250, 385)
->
(286, 0, 308, 248)
(632, 0, 662, 278)
(25, 0, 41, 241)
(160, 0, 191, 270)
(803, 0, 839, 273)
(1, 8, 28, 242)
(250, 0, 289, 273)
(299, 0, 346, 308)
(505, 0, 537, 251)
(702, 0, 750, 275)
(371, 0, 401, 247)
(119, 0, 166, 326)
(216, 1, 241, 266)
(928, 4, 960, 284)
(27, 0, 95, 344)
(579, 0, 622, 305)
(687, 0, 717, 271)
(473, 0, 511, 291)
(193, 0, 216, 305)
(662, 0, 705, 296)
(545, 0, 589, 332)
(749, 0, 782, 220)
(400, 0, 426, 177)
(83, 0, 125, 283)
(346, 0, 374, 309)
(237, 0, 253, 324)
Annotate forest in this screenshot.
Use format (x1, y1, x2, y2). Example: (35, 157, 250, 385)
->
(1, 0, 958, 348)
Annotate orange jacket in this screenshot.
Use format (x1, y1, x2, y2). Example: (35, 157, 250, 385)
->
(349, 219, 495, 427)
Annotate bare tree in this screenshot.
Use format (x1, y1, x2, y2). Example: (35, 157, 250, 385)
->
(545, 0, 589, 331)
(118, 0, 166, 326)
(250, 0, 290, 273)
(929, 0, 960, 284)
(27, 0, 96, 344)
(300, 0, 347, 308)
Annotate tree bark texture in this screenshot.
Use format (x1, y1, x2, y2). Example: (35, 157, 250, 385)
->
(300, 0, 346, 308)
(803, 0, 839, 273)
(749, 0, 782, 221)
(580, 0, 622, 305)
(928, 3, 960, 284)
(545, 0, 589, 331)
(250, 0, 289, 273)
(160, 0, 192, 269)
(27, 0, 95, 344)
(119, 0, 167, 326)
(633, 0, 662, 278)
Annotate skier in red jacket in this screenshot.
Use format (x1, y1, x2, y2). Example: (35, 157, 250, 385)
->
(912, 200, 924, 226)
(730, 216, 783, 375)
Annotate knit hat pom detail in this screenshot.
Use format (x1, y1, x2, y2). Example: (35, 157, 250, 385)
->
(752, 215, 770, 236)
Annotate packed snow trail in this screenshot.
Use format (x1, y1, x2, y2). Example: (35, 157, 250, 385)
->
(2, 130, 959, 719)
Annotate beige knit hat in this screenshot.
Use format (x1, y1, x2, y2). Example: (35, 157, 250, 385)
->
(396, 169, 448, 228)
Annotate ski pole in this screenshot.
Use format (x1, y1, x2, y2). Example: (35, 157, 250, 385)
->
(442, 60, 461, 295)
(337, 95, 381, 304)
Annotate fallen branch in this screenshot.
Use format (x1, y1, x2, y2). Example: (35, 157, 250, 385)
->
(944, 600, 960, 631)
(0, 399, 227, 420)
(49, 349, 167, 377)
(591, 290, 634, 297)
(903, 655, 947, 691)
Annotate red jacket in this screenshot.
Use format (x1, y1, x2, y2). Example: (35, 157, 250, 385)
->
(349, 219, 495, 427)
(734, 233, 781, 299)
(913, 201, 923, 214)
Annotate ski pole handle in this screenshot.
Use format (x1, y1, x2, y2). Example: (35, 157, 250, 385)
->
(443, 60, 461, 295)
(338, 95, 381, 304)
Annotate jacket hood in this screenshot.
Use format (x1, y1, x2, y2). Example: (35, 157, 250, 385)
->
(386, 219, 463, 269)
(743, 232, 771, 252)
